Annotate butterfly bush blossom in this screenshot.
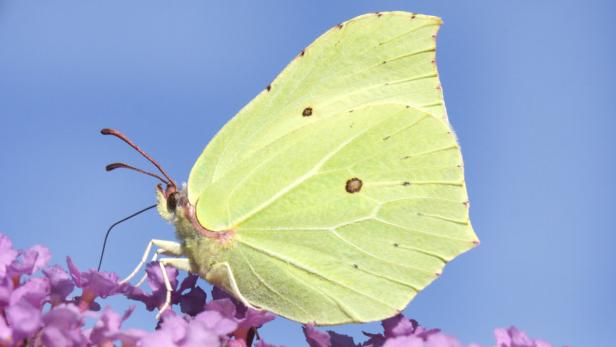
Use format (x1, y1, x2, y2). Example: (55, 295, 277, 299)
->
(0, 233, 553, 347)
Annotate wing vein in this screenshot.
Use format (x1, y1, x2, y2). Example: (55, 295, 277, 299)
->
(317, 73, 439, 113)
(356, 267, 420, 291)
(236, 237, 398, 310)
(231, 111, 398, 227)
(329, 229, 433, 277)
(374, 217, 470, 242)
(236, 246, 311, 316)
(378, 22, 436, 46)
(276, 258, 362, 321)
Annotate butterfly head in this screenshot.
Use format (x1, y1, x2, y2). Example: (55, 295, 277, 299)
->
(156, 182, 191, 218)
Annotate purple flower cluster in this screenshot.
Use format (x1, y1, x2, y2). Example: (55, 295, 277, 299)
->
(0, 232, 138, 346)
(303, 314, 553, 347)
(0, 233, 276, 347)
(491, 327, 553, 347)
(126, 265, 277, 346)
(0, 232, 555, 347)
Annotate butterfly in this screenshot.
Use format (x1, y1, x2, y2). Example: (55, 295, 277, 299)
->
(103, 11, 478, 325)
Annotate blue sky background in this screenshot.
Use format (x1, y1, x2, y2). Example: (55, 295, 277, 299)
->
(1, 1, 614, 346)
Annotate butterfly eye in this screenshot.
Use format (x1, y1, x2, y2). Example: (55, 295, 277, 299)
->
(167, 192, 181, 213)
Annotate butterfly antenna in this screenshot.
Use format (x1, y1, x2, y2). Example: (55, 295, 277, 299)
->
(106, 162, 169, 185)
(97, 204, 157, 271)
(101, 128, 177, 188)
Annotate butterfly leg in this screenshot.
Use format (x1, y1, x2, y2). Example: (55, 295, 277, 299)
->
(155, 257, 192, 319)
(120, 239, 182, 284)
(133, 242, 186, 287)
(206, 261, 256, 310)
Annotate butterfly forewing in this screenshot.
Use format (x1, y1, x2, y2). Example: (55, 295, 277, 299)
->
(188, 12, 446, 201)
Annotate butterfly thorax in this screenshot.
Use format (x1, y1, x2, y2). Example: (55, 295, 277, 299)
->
(155, 185, 235, 276)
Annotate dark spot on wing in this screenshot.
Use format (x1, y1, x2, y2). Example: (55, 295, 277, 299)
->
(299, 49, 305, 57)
(402, 181, 411, 186)
(266, 85, 271, 92)
(336, 23, 343, 29)
(302, 107, 313, 117)
(393, 243, 399, 247)
(352, 264, 359, 269)
(345, 178, 363, 193)
(375, 12, 383, 17)
(411, 14, 417, 19)
(383, 135, 391, 141)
